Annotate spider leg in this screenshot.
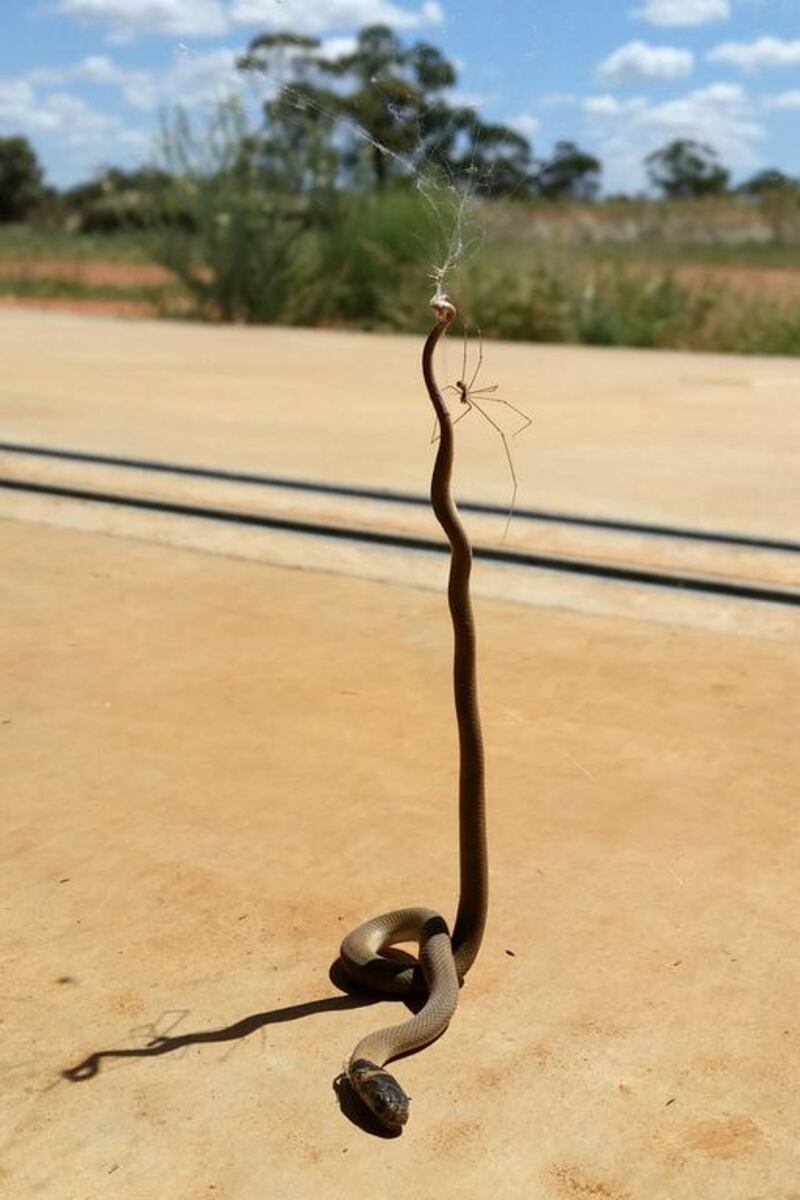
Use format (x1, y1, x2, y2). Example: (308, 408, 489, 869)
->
(431, 403, 473, 444)
(465, 328, 484, 394)
(470, 393, 533, 437)
(469, 398, 519, 541)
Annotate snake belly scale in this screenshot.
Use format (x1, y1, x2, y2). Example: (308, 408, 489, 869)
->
(339, 295, 488, 1131)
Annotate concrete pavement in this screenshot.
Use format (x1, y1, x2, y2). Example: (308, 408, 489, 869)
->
(1, 311, 799, 1198)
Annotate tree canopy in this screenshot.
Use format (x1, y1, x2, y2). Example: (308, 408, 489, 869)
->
(0, 136, 44, 222)
(12, 24, 785, 222)
(645, 139, 730, 200)
(238, 24, 534, 196)
(737, 168, 798, 197)
(534, 141, 602, 201)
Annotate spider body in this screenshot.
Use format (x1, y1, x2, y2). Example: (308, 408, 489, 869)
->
(433, 329, 532, 540)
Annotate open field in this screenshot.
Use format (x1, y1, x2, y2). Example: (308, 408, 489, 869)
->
(0, 225, 159, 262)
(0, 235, 184, 317)
(1, 197, 799, 353)
(1, 251, 799, 323)
(1, 312, 799, 1197)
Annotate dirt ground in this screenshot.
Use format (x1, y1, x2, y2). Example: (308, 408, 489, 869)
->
(1, 312, 799, 1198)
(0, 294, 158, 318)
(1, 255, 798, 318)
(673, 262, 800, 301)
(0, 258, 172, 286)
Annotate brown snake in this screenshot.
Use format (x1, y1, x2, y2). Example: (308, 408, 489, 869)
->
(339, 294, 488, 1131)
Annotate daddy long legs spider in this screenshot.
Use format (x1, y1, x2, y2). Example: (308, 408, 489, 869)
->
(432, 328, 532, 540)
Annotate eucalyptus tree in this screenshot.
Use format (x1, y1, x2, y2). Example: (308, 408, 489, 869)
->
(645, 139, 729, 199)
(0, 136, 44, 222)
(238, 24, 534, 196)
(534, 141, 602, 201)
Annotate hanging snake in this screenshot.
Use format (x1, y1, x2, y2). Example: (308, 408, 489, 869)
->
(339, 293, 488, 1132)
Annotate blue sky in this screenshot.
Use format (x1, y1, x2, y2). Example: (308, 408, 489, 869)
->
(1, 0, 799, 191)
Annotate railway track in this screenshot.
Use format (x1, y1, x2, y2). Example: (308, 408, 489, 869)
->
(1, 440, 798, 610)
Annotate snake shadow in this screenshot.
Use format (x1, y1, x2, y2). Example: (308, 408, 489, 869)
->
(60, 960, 425, 1138)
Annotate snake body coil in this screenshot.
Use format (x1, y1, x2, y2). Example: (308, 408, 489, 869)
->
(340, 296, 488, 1131)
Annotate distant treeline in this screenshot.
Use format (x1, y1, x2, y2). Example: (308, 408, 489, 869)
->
(1, 24, 799, 233)
(2, 24, 800, 354)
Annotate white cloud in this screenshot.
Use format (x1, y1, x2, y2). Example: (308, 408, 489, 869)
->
(148, 47, 243, 108)
(55, 0, 228, 41)
(43, 92, 139, 147)
(447, 89, 498, 110)
(633, 83, 762, 159)
(74, 54, 125, 83)
(22, 49, 248, 111)
(316, 37, 358, 59)
(598, 41, 694, 84)
(510, 113, 539, 139)
(583, 94, 647, 116)
(26, 65, 70, 86)
(0, 81, 123, 144)
(229, 0, 444, 34)
(27, 55, 156, 107)
(631, 0, 730, 26)
(763, 89, 800, 110)
(708, 36, 800, 72)
(587, 82, 764, 192)
(535, 92, 579, 109)
(0, 79, 46, 127)
(54, 0, 443, 40)
(0, 75, 148, 182)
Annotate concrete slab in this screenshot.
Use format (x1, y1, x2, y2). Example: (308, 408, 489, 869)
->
(2, 518, 798, 1199)
(1, 308, 798, 538)
(2, 310, 797, 645)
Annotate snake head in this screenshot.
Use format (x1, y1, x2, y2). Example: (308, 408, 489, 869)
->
(430, 291, 456, 325)
(349, 1059, 410, 1131)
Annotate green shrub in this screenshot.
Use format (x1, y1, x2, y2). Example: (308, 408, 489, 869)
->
(573, 269, 718, 349)
(153, 101, 320, 323)
(304, 189, 442, 327)
(464, 267, 573, 342)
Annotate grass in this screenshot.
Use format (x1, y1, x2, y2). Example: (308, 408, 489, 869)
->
(0, 276, 180, 302)
(0, 223, 158, 262)
(580, 242, 800, 270)
(462, 256, 800, 355)
(1, 193, 799, 354)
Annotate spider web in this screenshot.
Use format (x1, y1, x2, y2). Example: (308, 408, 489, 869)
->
(166, 36, 498, 304)
(161, 35, 531, 536)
